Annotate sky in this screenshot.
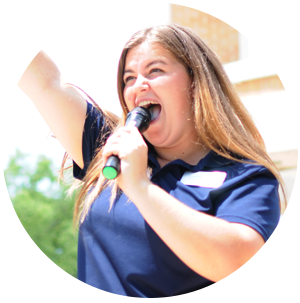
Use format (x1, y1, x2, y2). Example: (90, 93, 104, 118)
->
(1, 0, 299, 302)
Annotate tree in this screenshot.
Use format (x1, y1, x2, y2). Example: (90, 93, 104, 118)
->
(4, 149, 78, 278)
(258, 243, 299, 299)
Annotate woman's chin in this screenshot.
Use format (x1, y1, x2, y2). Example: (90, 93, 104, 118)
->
(144, 131, 170, 148)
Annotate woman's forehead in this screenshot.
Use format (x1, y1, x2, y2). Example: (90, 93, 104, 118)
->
(124, 42, 175, 68)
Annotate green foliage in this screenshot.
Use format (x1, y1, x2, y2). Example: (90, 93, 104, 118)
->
(258, 243, 299, 299)
(4, 149, 78, 278)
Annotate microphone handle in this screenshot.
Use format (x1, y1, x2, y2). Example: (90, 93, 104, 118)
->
(102, 107, 151, 180)
(102, 155, 120, 180)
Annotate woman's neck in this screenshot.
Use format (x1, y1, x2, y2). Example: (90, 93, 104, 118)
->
(154, 141, 210, 168)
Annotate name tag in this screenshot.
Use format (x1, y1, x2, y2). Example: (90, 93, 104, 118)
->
(180, 171, 227, 188)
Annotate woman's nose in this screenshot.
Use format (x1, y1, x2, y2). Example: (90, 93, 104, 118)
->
(132, 75, 150, 95)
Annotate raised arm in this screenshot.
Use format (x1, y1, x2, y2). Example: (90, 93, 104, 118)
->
(18, 50, 87, 168)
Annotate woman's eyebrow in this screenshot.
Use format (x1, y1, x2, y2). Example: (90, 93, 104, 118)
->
(123, 59, 168, 75)
(146, 59, 167, 69)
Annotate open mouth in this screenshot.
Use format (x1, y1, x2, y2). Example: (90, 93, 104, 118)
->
(139, 101, 161, 122)
(148, 104, 161, 121)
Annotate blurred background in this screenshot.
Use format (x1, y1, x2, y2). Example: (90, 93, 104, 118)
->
(2, 3, 298, 278)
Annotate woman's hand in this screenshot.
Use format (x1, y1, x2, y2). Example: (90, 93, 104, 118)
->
(102, 126, 150, 194)
(17, 50, 87, 169)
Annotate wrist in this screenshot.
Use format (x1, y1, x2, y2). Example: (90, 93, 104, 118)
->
(125, 176, 152, 205)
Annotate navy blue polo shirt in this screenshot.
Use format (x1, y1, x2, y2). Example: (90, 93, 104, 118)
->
(73, 102, 280, 297)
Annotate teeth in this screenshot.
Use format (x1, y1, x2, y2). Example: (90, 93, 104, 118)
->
(138, 101, 159, 108)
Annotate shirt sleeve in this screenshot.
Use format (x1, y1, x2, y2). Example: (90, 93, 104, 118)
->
(213, 166, 281, 242)
(73, 101, 111, 180)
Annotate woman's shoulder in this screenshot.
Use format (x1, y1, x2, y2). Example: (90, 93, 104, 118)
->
(206, 151, 278, 184)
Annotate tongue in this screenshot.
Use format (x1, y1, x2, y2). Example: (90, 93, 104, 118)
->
(149, 104, 161, 121)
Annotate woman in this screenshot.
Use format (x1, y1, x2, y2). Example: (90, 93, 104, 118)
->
(18, 24, 285, 297)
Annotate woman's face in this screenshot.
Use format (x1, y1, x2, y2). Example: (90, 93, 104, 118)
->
(123, 42, 198, 148)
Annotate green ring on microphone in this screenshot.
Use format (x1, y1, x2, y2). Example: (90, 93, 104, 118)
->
(102, 166, 118, 180)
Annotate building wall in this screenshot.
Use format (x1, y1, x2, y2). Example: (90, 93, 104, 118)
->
(170, 5, 297, 185)
(171, 4, 239, 63)
(235, 75, 285, 97)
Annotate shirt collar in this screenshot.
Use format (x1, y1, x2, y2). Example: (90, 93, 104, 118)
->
(146, 141, 235, 172)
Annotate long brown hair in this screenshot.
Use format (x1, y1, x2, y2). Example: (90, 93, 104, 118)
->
(65, 24, 286, 226)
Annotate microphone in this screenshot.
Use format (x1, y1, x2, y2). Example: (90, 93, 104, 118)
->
(102, 106, 151, 180)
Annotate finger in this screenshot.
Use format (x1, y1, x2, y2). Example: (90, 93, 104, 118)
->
(103, 131, 133, 157)
(118, 126, 143, 138)
(105, 130, 129, 149)
(106, 128, 131, 144)
(102, 127, 145, 162)
(106, 129, 124, 142)
(118, 126, 136, 134)
(128, 125, 140, 136)
(102, 142, 123, 164)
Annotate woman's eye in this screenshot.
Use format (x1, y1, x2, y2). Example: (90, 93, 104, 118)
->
(150, 68, 162, 73)
(124, 76, 135, 84)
